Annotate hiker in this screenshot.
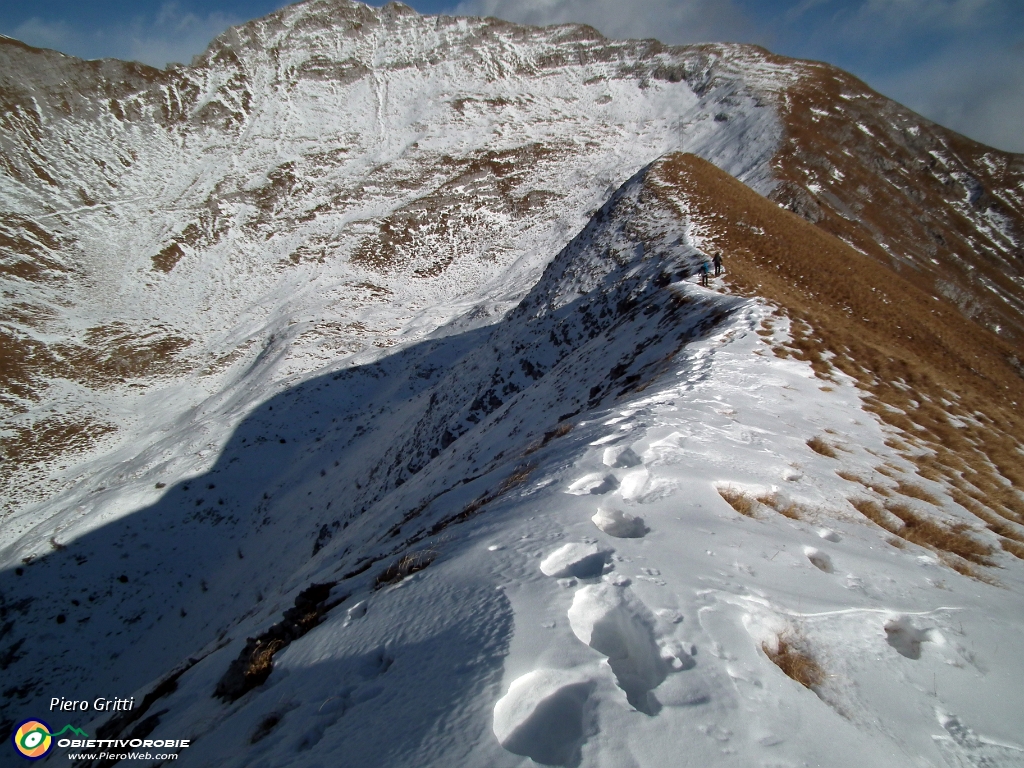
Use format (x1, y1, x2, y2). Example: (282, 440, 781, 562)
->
(699, 260, 710, 287)
(713, 251, 723, 276)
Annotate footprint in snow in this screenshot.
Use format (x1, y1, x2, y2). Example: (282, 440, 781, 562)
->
(617, 469, 676, 504)
(567, 581, 673, 715)
(803, 547, 834, 573)
(343, 600, 367, 625)
(641, 432, 687, 467)
(602, 445, 642, 468)
(884, 615, 943, 660)
(933, 710, 1024, 768)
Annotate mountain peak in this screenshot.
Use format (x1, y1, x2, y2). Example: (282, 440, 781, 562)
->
(2, 11, 1023, 766)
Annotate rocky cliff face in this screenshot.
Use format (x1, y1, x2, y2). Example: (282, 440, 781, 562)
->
(762, 53, 1024, 345)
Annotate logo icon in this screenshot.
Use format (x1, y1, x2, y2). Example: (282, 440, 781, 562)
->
(12, 719, 53, 760)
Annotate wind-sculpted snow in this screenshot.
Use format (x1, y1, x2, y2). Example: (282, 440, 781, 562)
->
(540, 543, 614, 579)
(492, 668, 595, 766)
(591, 506, 648, 538)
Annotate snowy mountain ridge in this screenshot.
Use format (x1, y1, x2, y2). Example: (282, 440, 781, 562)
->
(0, 0, 787, 516)
(1, 1, 1024, 766)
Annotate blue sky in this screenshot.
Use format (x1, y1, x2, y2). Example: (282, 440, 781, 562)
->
(2, 0, 1021, 152)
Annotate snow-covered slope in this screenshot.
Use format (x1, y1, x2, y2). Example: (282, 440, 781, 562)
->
(0, 1, 782, 516)
(3, 150, 1023, 766)
(2, 1, 1024, 765)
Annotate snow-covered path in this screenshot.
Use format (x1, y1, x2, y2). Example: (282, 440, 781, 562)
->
(13, 286, 1016, 768)
(3, 131, 1023, 766)
(484, 299, 1024, 767)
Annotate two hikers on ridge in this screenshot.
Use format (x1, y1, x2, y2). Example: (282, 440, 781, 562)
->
(699, 252, 723, 287)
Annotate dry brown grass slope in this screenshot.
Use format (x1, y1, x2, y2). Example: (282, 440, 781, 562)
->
(764, 58, 1024, 348)
(647, 152, 1024, 574)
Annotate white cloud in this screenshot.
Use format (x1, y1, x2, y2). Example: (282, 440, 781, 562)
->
(874, 44, 1024, 153)
(452, 0, 756, 46)
(8, 17, 78, 53)
(854, 0, 995, 30)
(785, 0, 832, 23)
(8, 2, 240, 68)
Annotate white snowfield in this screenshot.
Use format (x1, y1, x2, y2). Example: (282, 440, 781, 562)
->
(0, 2, 1022, 767)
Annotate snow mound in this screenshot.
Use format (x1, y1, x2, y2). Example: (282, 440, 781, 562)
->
(492, 669, 595, 766)
(567, 583, 668, 713)
(617, 468, 676, 504)
(602, 445, 642, 468)
(591, 507, 648, 538)
(540, 542, 614, 578)
(566, 473, 619, 495)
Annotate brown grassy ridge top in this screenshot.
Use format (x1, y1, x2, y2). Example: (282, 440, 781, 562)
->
(646, 152, 1024, 566)
(649, 152, 1024, 407)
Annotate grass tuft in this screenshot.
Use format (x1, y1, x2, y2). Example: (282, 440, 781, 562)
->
(936, 553, 998, 585)
(807, 436, 838, 458)
(895, 480, 939, 505)
(849, 497, 893, 528)
(1001, 539, 1024, 559)
(524, 421, 575, 456)
(850, 497, 994, 570)
(215, 581, 342, 702)
(763, 633, 824, 690)
(718, 486, 757, 517)
(776, 502, 804, 520)
(375, 549, 438, 589)
(246, 640, 285, 683)
(756, 491, 805, 519)
(428, 464, 535, 536)
(884, 501, 993, 565)
(498, 464, 535, 494)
